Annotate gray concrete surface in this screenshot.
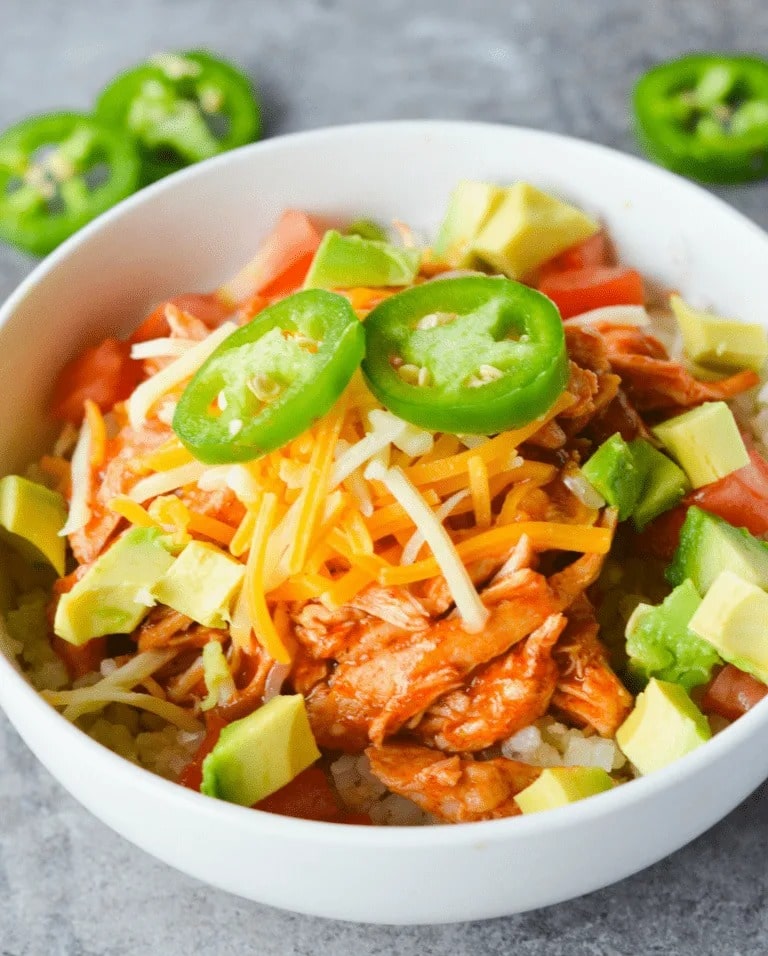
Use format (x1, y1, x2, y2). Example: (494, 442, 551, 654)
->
(2, 1, 768, 952)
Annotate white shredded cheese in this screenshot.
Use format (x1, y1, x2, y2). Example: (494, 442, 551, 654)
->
(129, 337, 195, 360)
(564, 305, 650, 328)
(366, 461, 488, 633)
(58, 417, 92, 537)
(127, 321, 236, 428)
(330, 411, 407, 488)
(128, 461, 207, 503)
(400, 489, 469, 566)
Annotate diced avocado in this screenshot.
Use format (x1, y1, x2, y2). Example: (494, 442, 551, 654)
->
(653, 401, 749, 489)
(616, 677, 711, 775)
(201, 694, 321, 806)
(625, 579, 720, 691)
(433, 180, 504, 267)
(667, 506, 768, 594)
(688, 570, 768, 684)
(471, 182, 598, 279)
(151, 540, 244, 629)
(0, 475, 67, 576)
(514, 766, 614, 814)
(54, 527, 175, 646)
(671, 294, 768, 374)
(304, 230, 421, 289)
(628, 439, 690, 531)
(581, 432, 642, 520)
(346, 218, 387, 242)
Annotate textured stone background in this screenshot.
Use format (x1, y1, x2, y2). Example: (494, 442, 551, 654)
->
(2, 1, 768, 953)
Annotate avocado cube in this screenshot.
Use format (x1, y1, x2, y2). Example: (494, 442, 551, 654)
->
(625, 579, 720, 691)
(667, 506, 768, 595)
(471, 182, 598, 279)
(689, 570, 768, 684)
(616, 678, 711, 775)
(514, 766, 614, 815)
(433, 180, 504, 267)
(653, 401, 749, 489)
(151, 540, 244, 629)
(201, 694, 321, 806)
(54, 527, 175, 646)
(0, 475, 67, 576)
(581, 432, 642, 521)
(628, 439, 690, 530)
(304, 230, 421, 289)
(671, 294, 768, 374)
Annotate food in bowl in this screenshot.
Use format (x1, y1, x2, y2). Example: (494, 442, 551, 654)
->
(2, 178, 767, 827)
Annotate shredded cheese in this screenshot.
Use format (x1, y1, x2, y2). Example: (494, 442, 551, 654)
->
(130, 337, 196, 360)
(58, 415, 92, 537)
(127, 321, 236, 427)
(128, 461, 207, 503)
(379, 521, 613, 586)
(288, 409, 344, 574)
(331, 412, 406, 488)
(84, 400, 106, 468)
(401, 489, 469, 566)
(243, 492, 291, 663)
(366, 461, 488, 633)
(108, 496, 160, 528)
(468, 455, 492, 529)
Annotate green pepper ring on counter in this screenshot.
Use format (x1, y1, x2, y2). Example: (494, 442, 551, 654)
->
(633, 53, 768, 184)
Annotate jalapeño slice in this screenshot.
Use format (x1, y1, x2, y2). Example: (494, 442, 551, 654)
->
(361, 276, 568, 435)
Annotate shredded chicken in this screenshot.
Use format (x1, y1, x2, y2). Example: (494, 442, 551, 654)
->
(366, 742, 541, 822)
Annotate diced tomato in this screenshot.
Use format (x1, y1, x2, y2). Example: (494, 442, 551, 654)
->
(633, 504, 687, 561)
(538, 266, 645, 319)
(50, 338, 143, 424)
(51, 635, 107, 681)
(688, 449, 768, 537)
(129, 293, 233, 344)
(702, 664, 768, 722)
(537, 231, 611, 280)
(178, 714, 227, 791)
(255, 766, 342, 822)
(220, 210, 323, 307)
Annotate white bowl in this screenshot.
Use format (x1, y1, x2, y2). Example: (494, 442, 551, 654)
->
(2, 121, 768, 926)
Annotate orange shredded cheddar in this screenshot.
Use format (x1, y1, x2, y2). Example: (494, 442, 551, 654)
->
(139, 440, 195, 474)
(378, 522, 613, 586)
(345, 511, 374, 554)
(244, 492, 290, 663)
(269, 574, 331, 603)
(187, 512, 236, 546)
(322, 566, 375, 609)
(84, 400, 106, 468)
(467, 455, 491, 529)
(287, 406, 345, 574)
(108, 496, 160, 528)
(230, 509, 257, 557)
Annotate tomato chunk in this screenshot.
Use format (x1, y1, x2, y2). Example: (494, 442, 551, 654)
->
(51, 338, 143, 423)
(688, 449, 768, 537)
(51, 635, 107, 681)
(537, 231, 611, 279)
(178, 714, 227, 791)
(538, 266, 645, 319)
(633, 504, 687, 561)
(702, 664, 768, 722)
(219, 210, 323, 306)
(129, 292, 233, 344)
(255, 766, 342, 822)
